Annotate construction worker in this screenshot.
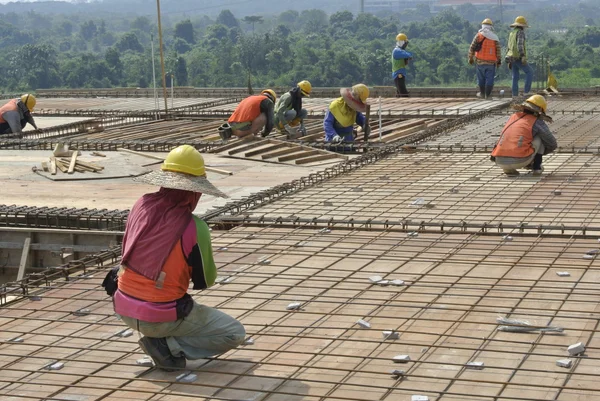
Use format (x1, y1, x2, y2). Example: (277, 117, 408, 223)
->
(274, 80, 311, 139)
(505, 16, 533, 98)
(491, 95, 557, 176)
(468, 18, 501, 99)
(108, 145, 245, 371)
(0, 94, 40, 135)
(392, 33, 413, 97)
(324, 84, 370, 143)
(218, 89, 276, 141)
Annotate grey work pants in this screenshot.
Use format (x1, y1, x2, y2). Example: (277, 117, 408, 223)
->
(283, 109, 308, 123)
(120, 301, 246, 360)
(495, 136, 545, 171)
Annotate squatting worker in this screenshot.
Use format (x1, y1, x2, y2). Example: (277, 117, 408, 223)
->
(274, 80, 311, 139)
(106, 145, 245, 371)
(0, 94, 40, 135)
(219, 89, 276, 140)
(491, 95, 557, 177)
(324, 84, 370, 144)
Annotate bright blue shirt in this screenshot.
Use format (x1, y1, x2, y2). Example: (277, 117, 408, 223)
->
(392, 47, 413, 79)
(323, 110, 366, 142)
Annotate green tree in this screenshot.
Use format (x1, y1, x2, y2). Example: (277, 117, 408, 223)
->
(242, 16, 264, 33)
(174, 19, 195, 43)
(80, 20, 97, 41)
(216, 10, 239, 29)
(115, 32, 144, 53)
(9, 44, 60, 89)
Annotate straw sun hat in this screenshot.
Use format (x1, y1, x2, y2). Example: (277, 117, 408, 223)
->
(134, 145, 228, 198)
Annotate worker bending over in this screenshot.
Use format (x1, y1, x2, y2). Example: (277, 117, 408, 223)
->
(324, 84, 370, 144)
(468, 18, 501, 99)
(506, 16, 533, 98)
(491, 95, 557, 176)
(392, 33, 412, 98)
(0, 94, 40, 135)
(105, 145, 245, 371)
(274, 80, 311, 139)
(219, 89, 276, 140)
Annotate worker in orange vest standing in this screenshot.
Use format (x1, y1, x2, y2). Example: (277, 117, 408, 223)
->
(218, 89, 276, 141)
(0, 94, 40, 136)
(468, 18, 501, 99)
(491, 95, 557, 176)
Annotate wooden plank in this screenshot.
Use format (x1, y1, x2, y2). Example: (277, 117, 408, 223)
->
(55, 159, 68, 173)
(227, 140, 269, 155)
(244, 143, 288, 158)
(68, 152, 78, 174)
(295, 154, 346, 165)
(260, 147, 300, 160)
(116, 148, 233, 176)
(49, 157, 57, 175)
(278, 150, 319, 162)
(17, 237, 31, 281)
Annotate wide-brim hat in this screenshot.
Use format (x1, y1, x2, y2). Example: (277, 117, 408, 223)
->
(134, 170, 229, 198)
(513, 102, 553, 123)
(510, 22, 529, 28)
(340, 88, 367, 113)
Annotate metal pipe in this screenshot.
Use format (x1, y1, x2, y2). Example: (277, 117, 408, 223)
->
(156, 0, 168, 115)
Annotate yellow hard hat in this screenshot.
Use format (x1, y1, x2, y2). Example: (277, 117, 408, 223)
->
(482, 18, 493, 25)
(20, 94, 36, 111)
(511, 16, 528, 27)
(297, 80, 312, 97)
(352, 84, 370, 104)
(525, 95, 547, 114)
(261, 89, 277, 102)
(396, 33, 408, 42)
(161, 145, 206, 177)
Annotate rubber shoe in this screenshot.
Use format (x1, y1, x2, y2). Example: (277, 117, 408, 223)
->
(138, 337, 186, 372)
(218, 123, 233, 141)
(532, 167, 544, 176)
(503, 169, 520, 177)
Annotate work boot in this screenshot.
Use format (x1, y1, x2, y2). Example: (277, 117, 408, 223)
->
(138, 337, 186, 372)
(477, 85, 485, 98)
(218, 123, 233, 142)
(532, 167, 544, 176)
(503, 169, 520, 177)
(485, 86, 493, 99)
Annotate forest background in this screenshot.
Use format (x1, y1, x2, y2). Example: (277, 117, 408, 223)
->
(2, 0, 600, 92)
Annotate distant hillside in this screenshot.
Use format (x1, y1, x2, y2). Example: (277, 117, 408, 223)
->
(0, 0, 356, 17)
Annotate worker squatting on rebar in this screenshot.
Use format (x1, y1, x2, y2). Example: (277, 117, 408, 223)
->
(274, 80, 311, 139)
(468, 19, 501, 99)
(0, 94, 42, 136)
(102, 145, 245, 371)
(324, 84, 371, 144)
(490, 95, 557, 177)
(218, 89, 277, 141)
(391, 33, 413, 98)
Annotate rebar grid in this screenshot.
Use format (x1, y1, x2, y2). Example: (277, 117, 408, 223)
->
(420, 99, 600, 151)
(233, 152, 600, 227)
(0, 226, 599, 400)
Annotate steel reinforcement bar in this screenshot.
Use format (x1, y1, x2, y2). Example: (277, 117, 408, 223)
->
(0, 246, 121, 306)
(0, 205, 129, 231)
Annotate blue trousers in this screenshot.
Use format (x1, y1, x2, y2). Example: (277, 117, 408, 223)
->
(476, 64, 496, 89)
(511, 60, 533, 96)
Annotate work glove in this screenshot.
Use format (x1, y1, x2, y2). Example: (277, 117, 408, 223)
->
(331, 134, 342, 144)
(521, 56, 527, 65)
(496, 61, 502, 68)
(468, 57, 474, 65)
(490, 155, 496, 162)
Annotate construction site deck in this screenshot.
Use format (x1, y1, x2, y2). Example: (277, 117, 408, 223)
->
(0, 88, 599, 401)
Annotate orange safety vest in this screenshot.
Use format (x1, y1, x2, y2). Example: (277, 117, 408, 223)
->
(475, 33, 498, 63)
(0, 99, 18, 124)
(491, 112, 537, 158)
(228, 95, 267, 124)
(118, 239, 191, 303)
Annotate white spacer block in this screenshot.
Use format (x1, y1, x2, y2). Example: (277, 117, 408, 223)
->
(393, 355, 411, 363)
(356, 319, 371, 329)
(556, 359, 572, 368)
(568, 342, 585, 355)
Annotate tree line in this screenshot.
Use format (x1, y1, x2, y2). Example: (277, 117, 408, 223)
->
(2, 3, 600, 92)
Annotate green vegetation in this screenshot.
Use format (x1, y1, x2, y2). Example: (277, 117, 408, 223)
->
(2, 2, 600, 91)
